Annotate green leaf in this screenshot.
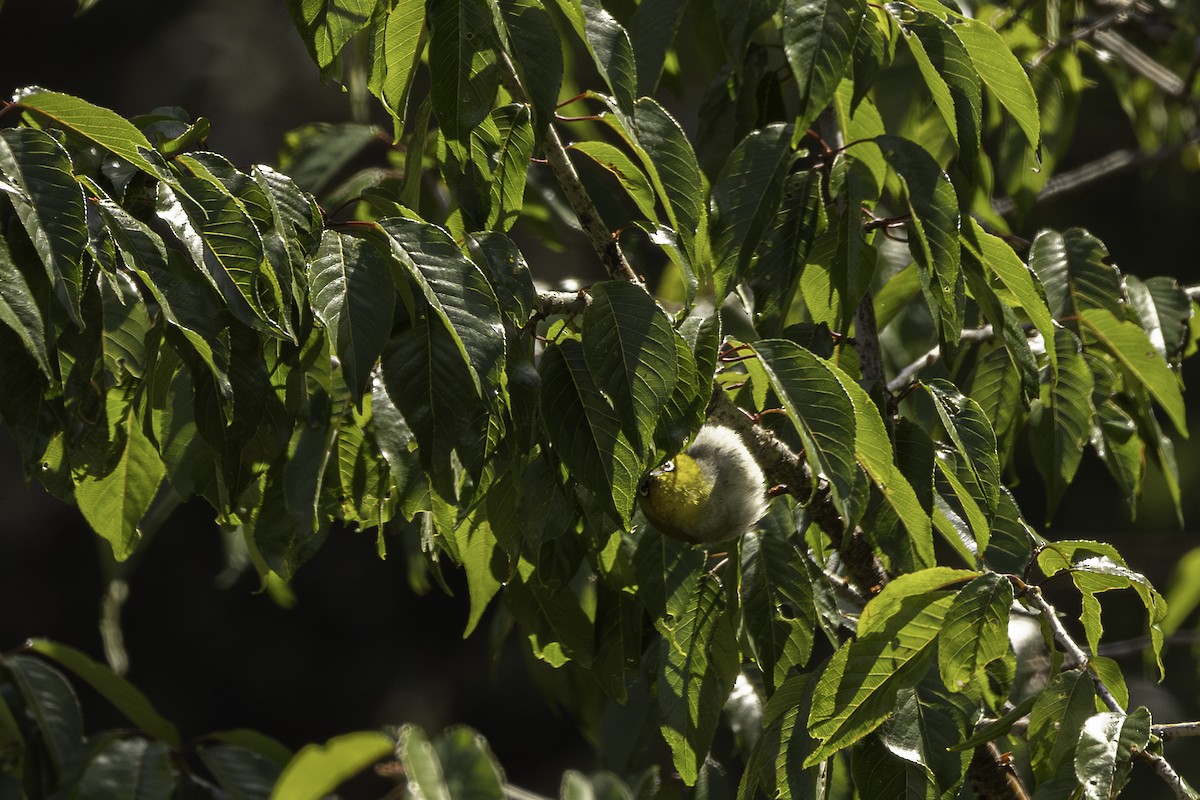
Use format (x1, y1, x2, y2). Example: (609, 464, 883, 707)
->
(830, 359, 933, 563)
(657, 574, 739, 786)
(782, 0, 866, 132)
(4, 654, 85, 779)
(806, 570, 967, 764)
(628, 0, 688, 95)
(1027, 671, 1096, 783)
(539, 339, 641, 519)
(26, 639, 180, 746)
(434, 726, 506, 800)
(1091, 400, 1144, 513)
(505, 555, 595, 667)
(79, 737, 178, 800)
(155, 179, 281, 337)
(16, 89, 160, 175)
(487, 103, 534, 232)
(948, 16, 1040, 154)
(286, 0, 374, 71)
(748, 170, 827, 336)
(367, 0, 426, 122)
(893, 9, 959, 144)
(309, 231, 395, 406)
(961, 217, 1055, 366)
(580, 3, 638, 116)
(570, 140, 659, 223)
(1030, 328, 1094, 517)
(427, 0, 500, 140)
(0, 127, 87, 327)
(752, 339, 858, 520)
(925, 379, 999, 519)
(75, 413, 166, 561)
(1080, 307, 1187, 437)
(455, 510, 504, 637)
(741, 531, 817, 692)
(583, 281, 679, 452)
(877, 135, 962, 344)
(199, 744, 281, 799)
(900, 7, 982, 157)
(273, 730, 394, 800)
(936, 572, 1013, 692)
(0, 223, 50, 377)
(710, 124, 794, 300)
(377, 217, 506, 397)
(395, 725, 452, 800)
(1074, 708, 1151, 800)
(278, 122, 382, 197)
(1029, 228, 1124, 320)
(632, 98, 708, 280)
(1038, 540, 1168, 676)
(1128, 275, 1192, 360)
(494, 0, 563, 140)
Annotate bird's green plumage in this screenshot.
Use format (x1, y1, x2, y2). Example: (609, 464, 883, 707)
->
(637, 424, 768, 544)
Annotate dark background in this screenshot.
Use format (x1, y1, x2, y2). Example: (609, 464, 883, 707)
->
(2, 0, 1200, 795)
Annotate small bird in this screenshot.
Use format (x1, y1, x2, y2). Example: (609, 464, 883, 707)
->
(637, 424, 769, 545)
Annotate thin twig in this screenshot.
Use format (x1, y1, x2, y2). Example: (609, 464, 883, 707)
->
(1155, 722, 1200, 741)
(885, 326, 996, 394)
(1019, 583, 1125, 713)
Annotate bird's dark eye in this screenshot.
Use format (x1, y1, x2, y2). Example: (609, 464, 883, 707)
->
(662, 460, 675, 473)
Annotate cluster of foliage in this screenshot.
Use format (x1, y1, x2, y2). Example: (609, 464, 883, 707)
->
(3, 0, 1200, 797)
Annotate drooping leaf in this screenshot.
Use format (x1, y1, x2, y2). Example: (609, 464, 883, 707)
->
(75, 412, 166, 561)
(1027, 670, 1096, 784)
(367, 0, 426, 123)
(78, 737, 178, 800)
(0, 128, 87, 327)
(582, 281, 679, 452)
(948, 16, 1040, 154)
(427, 0, 501, 140)
(741, 531, 817, 692)
(628, 0, 688, 95)
(935, 572, 1013, 692)
(285, 0, 375, 71)
(710, 124, 794, 300)
(877, 135, 962, 344)
(274, 730, 394, 799)
(782, 0, 867, 132)
(539, 339, 641, 519)
(1074, 708, 1152, 800)
(1080, 307, 1187, 437)
(26, 639, 180, 746)
(494, 0, 563, 140)
(308, 231, 395, 405)
(1030, 328, 1094, 517)
(657, 573, 739, 786)
(806, 568, 973, 764)
(752, 339, 858, 520)
(4, 654, 85, 780)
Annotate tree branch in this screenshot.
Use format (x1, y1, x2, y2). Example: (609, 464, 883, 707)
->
(534, 288, 591, 316)
(498, 53, 642, 286)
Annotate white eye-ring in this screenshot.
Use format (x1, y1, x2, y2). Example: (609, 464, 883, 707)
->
(661, 460, 675, 472)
